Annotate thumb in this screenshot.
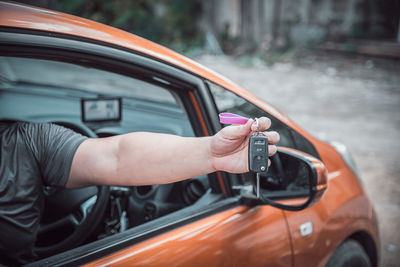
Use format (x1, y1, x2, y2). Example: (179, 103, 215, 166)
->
(222, 119, 254, 139)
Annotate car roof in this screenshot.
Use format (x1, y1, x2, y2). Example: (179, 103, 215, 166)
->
(0, 1, 294, 126)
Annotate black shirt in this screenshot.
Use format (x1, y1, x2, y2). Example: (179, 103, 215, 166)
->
(0, 122, 87, 266)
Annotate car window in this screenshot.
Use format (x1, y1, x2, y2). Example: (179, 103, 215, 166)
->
(0, 55, 211, 234)
(208, 81, 319, 158)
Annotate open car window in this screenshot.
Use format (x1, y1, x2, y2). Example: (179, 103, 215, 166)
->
(0, 55, 212, 252)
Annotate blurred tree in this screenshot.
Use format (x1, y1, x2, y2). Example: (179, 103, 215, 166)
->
(13, 0, 400, 55)
(48, 0, 203, 53)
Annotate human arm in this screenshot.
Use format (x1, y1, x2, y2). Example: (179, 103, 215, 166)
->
(66, 117, 279, 188)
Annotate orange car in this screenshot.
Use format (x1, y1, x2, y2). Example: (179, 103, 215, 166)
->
(0, 2, 379, 267)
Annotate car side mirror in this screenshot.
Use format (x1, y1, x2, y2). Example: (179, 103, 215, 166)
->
(237, 147, 328, 211)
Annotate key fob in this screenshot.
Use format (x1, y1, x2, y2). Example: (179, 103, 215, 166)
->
(248, 134, 269, 173)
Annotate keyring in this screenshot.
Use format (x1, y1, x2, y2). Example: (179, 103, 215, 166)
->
(255, 118, 260, 134)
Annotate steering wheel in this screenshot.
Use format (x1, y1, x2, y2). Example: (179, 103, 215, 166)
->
(35, 122, 110, 258)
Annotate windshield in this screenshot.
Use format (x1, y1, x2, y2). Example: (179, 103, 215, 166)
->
(0, 56, 195, 136)
(0, 56, 176, 104)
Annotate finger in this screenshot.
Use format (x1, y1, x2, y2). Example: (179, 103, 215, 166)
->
(251, 117, 271, 132)
(268, 145, 277, 156)
(268, 159, 271, 167)
(263, 131, 280, 144)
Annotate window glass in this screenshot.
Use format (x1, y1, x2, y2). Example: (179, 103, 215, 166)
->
(208, 81, 319, 158)
(208, 81, 295, 148)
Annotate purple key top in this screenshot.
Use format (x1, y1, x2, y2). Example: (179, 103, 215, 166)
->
(219, 113, 249, 125)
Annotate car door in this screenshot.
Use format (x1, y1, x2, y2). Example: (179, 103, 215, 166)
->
(84, 207, 292, 267)
(0, 31, 293, 266)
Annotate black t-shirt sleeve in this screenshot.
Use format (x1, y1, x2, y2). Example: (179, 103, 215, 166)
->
(20, 122, 88, 186)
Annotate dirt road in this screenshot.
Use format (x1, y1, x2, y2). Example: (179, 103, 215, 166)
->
(197, 52, 400, 267)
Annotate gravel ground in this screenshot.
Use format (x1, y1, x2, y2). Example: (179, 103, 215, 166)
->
(197, 51, 400, 267)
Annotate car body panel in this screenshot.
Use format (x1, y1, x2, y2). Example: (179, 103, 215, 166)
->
(84, 206, 292, 267)
(284, 160, 379, 267)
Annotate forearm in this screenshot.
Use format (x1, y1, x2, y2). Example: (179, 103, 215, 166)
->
(68, 132, 215, 188)
(114, 132, 215, 185)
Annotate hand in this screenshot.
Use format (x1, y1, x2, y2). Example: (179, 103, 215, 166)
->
(210, 117, 280, 173)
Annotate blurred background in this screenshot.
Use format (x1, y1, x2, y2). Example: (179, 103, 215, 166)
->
(16, 1, 400, 266)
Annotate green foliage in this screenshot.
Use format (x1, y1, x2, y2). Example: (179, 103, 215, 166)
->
(50, 0, 204, 53)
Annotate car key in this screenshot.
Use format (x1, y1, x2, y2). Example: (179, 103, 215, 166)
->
(248, 119, 268, 198)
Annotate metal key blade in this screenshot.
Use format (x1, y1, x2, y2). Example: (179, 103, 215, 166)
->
(256, 172, 260, 198)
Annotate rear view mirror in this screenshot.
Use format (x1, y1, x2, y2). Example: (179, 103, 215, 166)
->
(237, 147, 328, 211)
